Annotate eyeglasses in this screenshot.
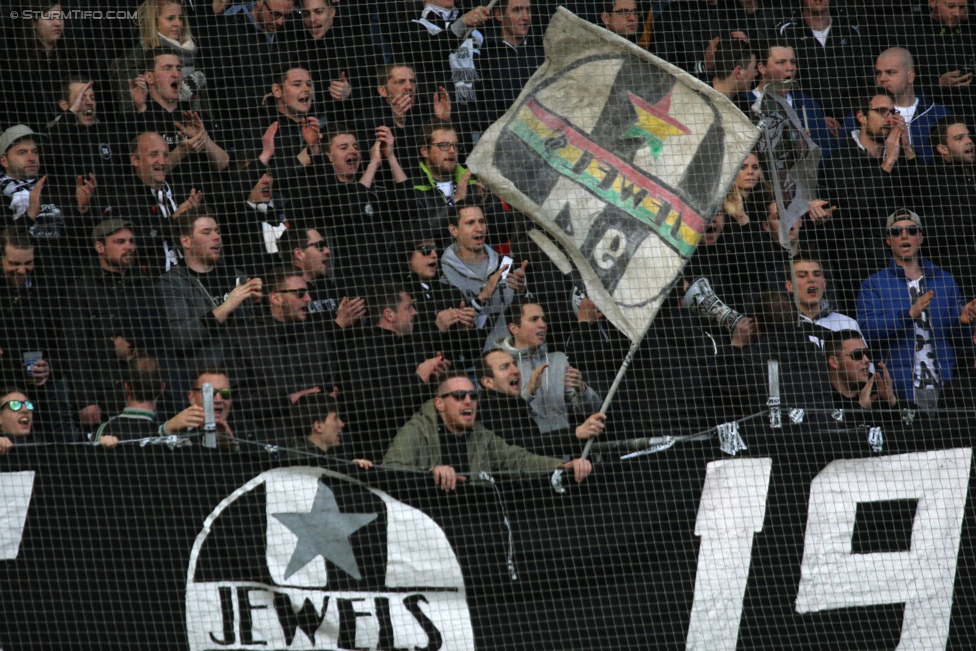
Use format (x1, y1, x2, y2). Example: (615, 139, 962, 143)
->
(416, 244, 437, 256)
(438, 390, 479, 401)
(1, 400, 34, 412)
(261, 1, 290, 21)
(868, 106, 895, 117)
(305, 240, 328, 251)
(888, 226, 921, 237)
(843, 349, 871, 362)
(191, 388, 232, 399)
(430, 142, 458, 151)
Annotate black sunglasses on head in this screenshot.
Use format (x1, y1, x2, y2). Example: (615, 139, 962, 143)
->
(438, 390, 479, 401)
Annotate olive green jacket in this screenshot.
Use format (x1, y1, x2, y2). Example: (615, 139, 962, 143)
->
(383, 400, 561, 475)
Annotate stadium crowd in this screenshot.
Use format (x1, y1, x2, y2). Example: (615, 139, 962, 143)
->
(1, 0, 976, 488)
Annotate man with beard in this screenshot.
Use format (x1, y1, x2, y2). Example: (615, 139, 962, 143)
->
(384, 374, 592, 491)
(0, 124, 97, 272)
(476, 349, 605, 455)
(822, 93, 923, 295)
(234, 269, 338, 442)
(412, 120, 480, 245)
(361, 63, 451, 154)
(67, 219, 166, 430)
(157, 208, 262, 381)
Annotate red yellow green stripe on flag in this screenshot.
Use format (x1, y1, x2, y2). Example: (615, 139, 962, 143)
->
(508, 99, 706, 257)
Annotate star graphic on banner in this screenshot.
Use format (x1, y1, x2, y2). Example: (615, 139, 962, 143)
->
(272, 483, 378, 581)
(624, 91, 690, 158)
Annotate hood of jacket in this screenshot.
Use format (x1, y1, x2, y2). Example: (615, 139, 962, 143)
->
(439, 243, 500, 284)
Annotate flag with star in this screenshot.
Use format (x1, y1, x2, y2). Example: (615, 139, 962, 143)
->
(468, 7, 759, 342)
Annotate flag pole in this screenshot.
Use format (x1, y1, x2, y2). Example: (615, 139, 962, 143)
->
(580, 334, 645, 461)
(462, 0, 499, 40)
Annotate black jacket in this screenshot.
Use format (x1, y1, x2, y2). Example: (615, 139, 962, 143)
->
(338, 327, 436, 462)
(478, 389, 565, 456)
(312, 176, 413, 295)
(234, 312, 338, 442)
(65, 266, 166, 415)
(776, 11, 873, 119)
(477, 33, 545, 132)
(404, 270, 484, 366)
(923, 159, 976, 295)
(44, 116, 124, 220)
(820, 131, 926, 298)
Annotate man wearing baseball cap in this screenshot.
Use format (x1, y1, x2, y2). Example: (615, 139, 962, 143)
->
(0, 124, 98, 272)
(856, 208, 976, 410)
(65, 218, 165, 428)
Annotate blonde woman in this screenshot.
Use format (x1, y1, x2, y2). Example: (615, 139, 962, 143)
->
(722, 151, 762, 226)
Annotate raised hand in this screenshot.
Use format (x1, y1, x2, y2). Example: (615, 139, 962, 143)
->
(75, 173, 97, 212)
(329, 71, 352, 100)
(260, 121, 278, 165)
(434, 85, 451, 121)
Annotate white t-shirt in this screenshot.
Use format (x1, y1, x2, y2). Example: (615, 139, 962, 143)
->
(907, 277, 940, 405)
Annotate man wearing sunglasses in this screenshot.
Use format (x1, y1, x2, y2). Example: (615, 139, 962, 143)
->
(403, 232, 482, 367)
(234, 268, 338, 442)
(384, 373, 592, 491)
(184, 368, 237, 451)
(857, 209, 976, 409)
(824, 330, 898, 413)
(0, 388, 34, 454)
(277, 226, 365, 332)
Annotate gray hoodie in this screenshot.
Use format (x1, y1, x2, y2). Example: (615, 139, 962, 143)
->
(491, 336, 601, 435)
(439, 243, 517, 352)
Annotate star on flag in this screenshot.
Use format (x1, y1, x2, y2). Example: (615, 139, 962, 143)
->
(624, 90, 690, 158)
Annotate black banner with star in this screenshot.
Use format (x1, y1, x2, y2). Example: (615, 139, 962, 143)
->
(2, 418, 976, 650)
